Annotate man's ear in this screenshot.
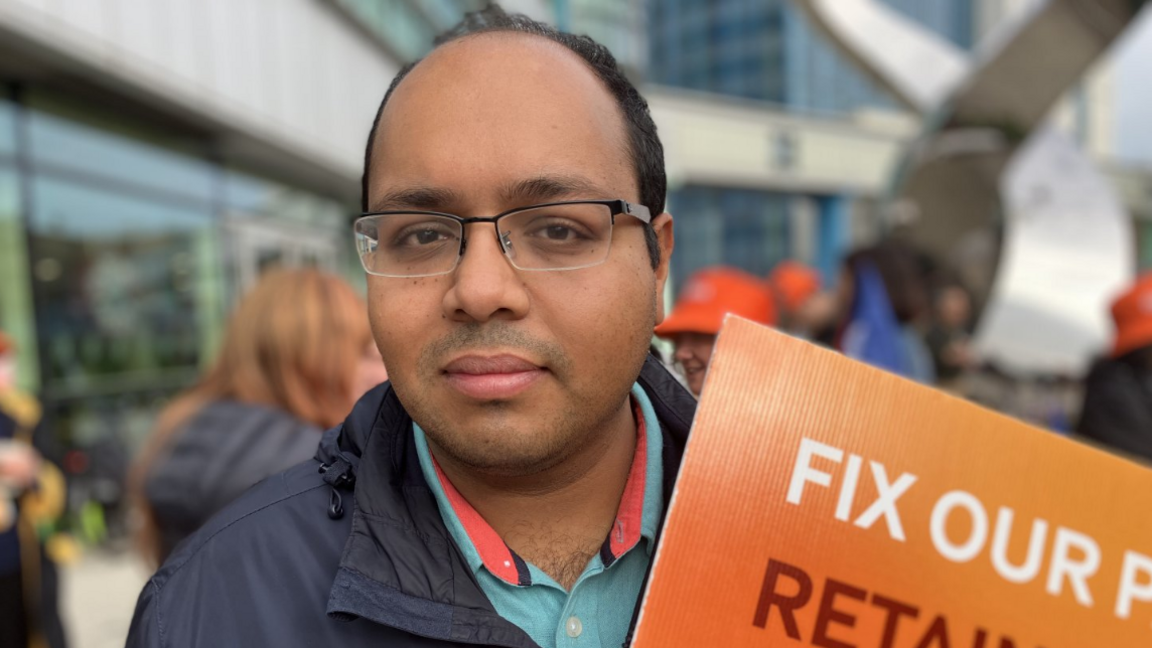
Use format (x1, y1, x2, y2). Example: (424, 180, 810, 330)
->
(651, 212, 674, 324)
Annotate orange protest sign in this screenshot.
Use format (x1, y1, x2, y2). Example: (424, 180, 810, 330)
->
(634, 317, 1152, 648)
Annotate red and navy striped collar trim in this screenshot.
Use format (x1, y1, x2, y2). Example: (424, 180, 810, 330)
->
(429, 397, 650, 586)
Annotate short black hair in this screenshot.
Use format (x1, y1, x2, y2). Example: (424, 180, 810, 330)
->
(360, 4, 665, 269)
(844, 241, 930, 324)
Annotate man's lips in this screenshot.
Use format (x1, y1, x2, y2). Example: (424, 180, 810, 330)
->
(442, 354, 547, 400)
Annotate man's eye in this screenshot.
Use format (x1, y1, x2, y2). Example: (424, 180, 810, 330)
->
(397, 227, 451, 247)
(414, 229, 445, 244)
(543, 225, 575, 240)
(525, 219, 589, 242)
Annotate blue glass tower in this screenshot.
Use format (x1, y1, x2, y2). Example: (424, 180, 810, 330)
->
(648, 0, 976, 286)
(649, 0, 974, 111)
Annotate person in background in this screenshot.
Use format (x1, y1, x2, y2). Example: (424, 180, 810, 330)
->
(655, 267, 777, 396)
(1077, 274, 1152, 462)
(768, 260, 820, 331)
(0, 331, 68, 648)
(768, 260, 839, 343)
(925, 283, 976, 392)
(836, 241, 936, 384)
(130, 268, 388, 564)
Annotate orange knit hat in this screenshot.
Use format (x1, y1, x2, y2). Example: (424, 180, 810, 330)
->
(656, 267, 776, 338)
(1111, 274, 1152, 358)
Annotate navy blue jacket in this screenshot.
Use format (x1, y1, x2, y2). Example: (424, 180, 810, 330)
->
(145, 400, 322, 563)
(126, 356, 696, 647)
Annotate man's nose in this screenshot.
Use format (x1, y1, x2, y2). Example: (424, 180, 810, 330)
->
(442, 223, 530, 324)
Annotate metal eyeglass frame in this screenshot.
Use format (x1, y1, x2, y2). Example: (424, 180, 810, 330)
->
(354, 199, 652, 277)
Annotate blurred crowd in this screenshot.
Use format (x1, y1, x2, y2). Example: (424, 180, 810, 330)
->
(0, 268, 388, 647)
(3, 244, 1152, 645)
(656, 239, 1152, 468)
(656, 241, 970, 396)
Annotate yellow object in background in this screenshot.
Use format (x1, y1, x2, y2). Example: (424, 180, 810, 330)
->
(20, 460, 65, 525)
(44, 533, 80, 566)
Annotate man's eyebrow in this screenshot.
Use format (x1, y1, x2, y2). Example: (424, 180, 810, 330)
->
(368, 186, 462, 212)
(367, 175, 610, 213)
(499, 174, 609, 205)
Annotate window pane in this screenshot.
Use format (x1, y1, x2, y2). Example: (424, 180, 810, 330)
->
(27, 108, 214, 203)
(669, 186, 792, 287)
(0, 98, 15, 156)
(338, 0, 434, 60)
(223, 171, 290, 213)
(0, 166, 37, 389)
(224, 171, 347, 227)
(669, 186, 722, 284)
(29, 177, 222, 397)
(1140, 221, 1152, 271)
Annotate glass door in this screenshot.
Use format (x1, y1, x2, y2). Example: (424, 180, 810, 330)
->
(226, 216, 341, 299)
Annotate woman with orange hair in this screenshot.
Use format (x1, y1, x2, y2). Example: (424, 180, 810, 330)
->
(132, 268, 388, 564)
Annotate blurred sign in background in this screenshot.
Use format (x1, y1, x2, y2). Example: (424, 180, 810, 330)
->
(0, 0, 1151, 644)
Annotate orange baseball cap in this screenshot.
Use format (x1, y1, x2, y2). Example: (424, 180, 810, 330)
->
(656, 267, 776, 338)
(768, 261, 822, 314)
(1111, 274, 1152, 358)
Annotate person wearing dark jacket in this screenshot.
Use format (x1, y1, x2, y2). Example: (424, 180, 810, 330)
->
(128, 357, 693, 647)
(1078, 274, 1152, 461)
(128, 6, 693, 647)
(0, 331, 68, 648)
(131, 268, 388, 564)
(141, 402, 323, 562)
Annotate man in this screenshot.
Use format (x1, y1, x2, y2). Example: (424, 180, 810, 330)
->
(767, 260, 838, 343)
(767, 260, 819, 332)
(924, 283, 975, 392)
(127, 7, 696, 648)
(1078, 274, 1152, 462)
(655, 267, 776, 396)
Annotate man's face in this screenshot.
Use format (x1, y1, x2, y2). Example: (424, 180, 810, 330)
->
(365, 34, 672, 476)
(671, 332, 717, 396)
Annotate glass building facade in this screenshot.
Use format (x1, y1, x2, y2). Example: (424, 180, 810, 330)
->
(668, 187, 793, 286)
(333, 0, 648, 74)
(649, 0, 973, 112)
(649, 0, 975, 285)
(332, 0, 486, 60)
(0, 86, 351, 472)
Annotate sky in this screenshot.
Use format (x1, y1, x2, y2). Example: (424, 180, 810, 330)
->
(1114, 8, 1152, 166)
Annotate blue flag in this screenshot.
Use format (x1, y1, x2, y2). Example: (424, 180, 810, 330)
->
(840, 263, 910, 377)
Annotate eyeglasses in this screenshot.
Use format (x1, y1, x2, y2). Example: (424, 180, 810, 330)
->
(354, 200, 651, 278)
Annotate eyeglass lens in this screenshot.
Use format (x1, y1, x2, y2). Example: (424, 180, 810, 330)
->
(356, 203, 615, 277)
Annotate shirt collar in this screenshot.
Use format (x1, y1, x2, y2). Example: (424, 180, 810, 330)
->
(413, 383, 664, 586)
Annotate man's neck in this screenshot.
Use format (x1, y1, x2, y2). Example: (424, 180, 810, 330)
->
(428, 399, 638, 590)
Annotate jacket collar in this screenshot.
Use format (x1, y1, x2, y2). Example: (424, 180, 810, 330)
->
(317, 355, 697, 646)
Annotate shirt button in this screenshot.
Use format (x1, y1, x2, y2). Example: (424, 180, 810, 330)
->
(566, 616, 583, 638)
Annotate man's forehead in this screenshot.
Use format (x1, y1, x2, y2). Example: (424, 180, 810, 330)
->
(368, 32, 634, 205)
(374, 33, 627, 156)
(387, 32, 613, 114)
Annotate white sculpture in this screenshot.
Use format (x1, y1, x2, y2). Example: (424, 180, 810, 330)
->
(793, 0, 1145, 374)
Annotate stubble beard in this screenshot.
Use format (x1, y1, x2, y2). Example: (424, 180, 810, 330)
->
(402, 298, 656, 479)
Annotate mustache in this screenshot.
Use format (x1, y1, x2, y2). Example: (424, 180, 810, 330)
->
(419, 323, 570, 373)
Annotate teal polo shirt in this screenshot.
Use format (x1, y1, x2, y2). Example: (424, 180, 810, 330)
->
(413, 383, 664, 648)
